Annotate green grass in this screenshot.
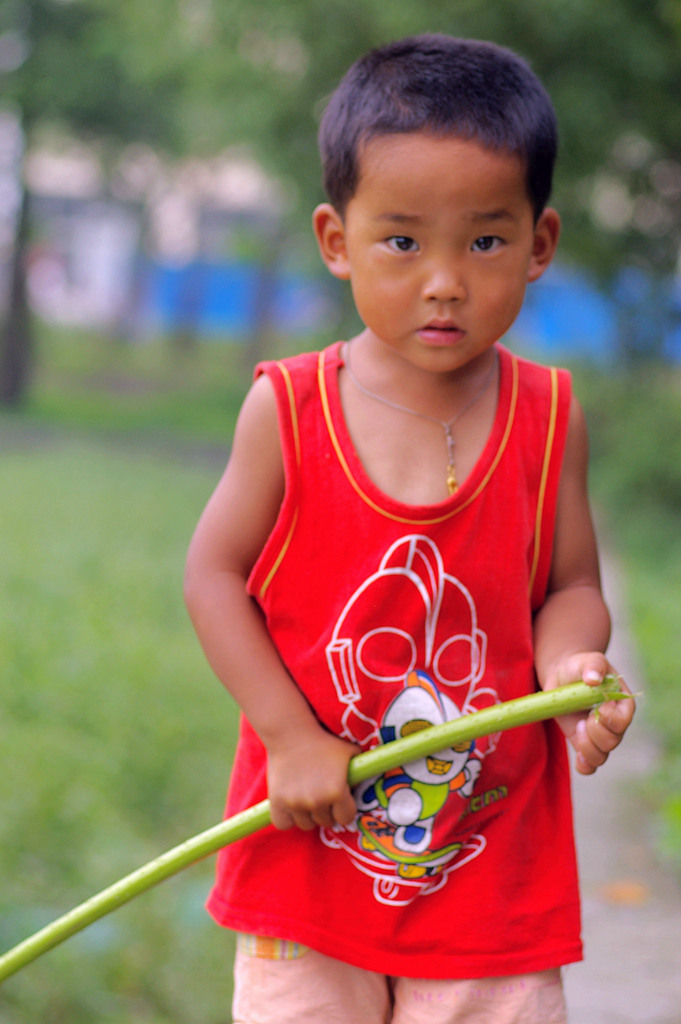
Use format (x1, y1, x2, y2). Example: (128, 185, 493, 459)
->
(22, 323, 252, 444)
(573, 362, 681, 869)
(605, 513, 681, 864)
(0, 433, 238, 1022)
(18, 321, 322, 445)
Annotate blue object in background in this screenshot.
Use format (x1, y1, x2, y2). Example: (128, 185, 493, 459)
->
(514, 264, 616, 363)
(142, 256, 681, 362)
(142, 259, 333, 338)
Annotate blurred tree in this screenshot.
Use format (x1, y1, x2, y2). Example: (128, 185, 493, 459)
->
(178, 0, 681, 267)
(2, 0, 681, 403)
(0, 0, 188, 404)
(173, 0, 681, 349)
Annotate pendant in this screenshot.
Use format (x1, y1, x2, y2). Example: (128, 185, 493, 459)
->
(444, 427, 458, 495)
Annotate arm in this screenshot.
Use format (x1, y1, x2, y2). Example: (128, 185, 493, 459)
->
(184, 374, 358, 829)
(533, 396, 635, 775)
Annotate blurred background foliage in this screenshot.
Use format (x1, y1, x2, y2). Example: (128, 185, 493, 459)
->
(2, 0, 681, 397)
(1, 0, 681, 1020)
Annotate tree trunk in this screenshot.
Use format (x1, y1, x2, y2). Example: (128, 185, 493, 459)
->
(0, 183, 32, 406)
(243, 221, 283, 375)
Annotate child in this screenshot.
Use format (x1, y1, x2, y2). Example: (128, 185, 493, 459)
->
(185, 34, 635, 1024)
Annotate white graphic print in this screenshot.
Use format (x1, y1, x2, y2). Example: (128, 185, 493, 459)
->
(322, 535, 500, 906)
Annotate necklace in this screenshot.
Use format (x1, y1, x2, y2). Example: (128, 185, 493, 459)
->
(343, 346, 497, 495)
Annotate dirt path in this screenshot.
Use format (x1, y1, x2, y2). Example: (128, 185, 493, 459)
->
(564, 556, 681, 1024)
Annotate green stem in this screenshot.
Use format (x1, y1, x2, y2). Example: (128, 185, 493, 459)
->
(0, 677, 627, 983)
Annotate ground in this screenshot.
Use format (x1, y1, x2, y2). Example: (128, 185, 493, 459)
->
(564, 556, 681, 1024)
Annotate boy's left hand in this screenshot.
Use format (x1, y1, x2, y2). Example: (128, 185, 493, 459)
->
(543, 653, 636, 775)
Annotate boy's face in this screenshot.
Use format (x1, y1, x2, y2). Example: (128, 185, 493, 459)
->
(313, 132, 559, 374)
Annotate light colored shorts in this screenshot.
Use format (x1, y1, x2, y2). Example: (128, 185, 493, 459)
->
(232, 935, 567, 1024)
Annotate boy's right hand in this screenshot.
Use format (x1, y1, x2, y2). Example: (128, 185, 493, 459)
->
(267, 729, 360, 832)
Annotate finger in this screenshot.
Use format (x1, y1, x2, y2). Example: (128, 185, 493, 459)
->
(574, 715, 626, 775)
(587, 697, 635, 748)
(270, 804, 295, 831)
(596, 686, 636, 734)
(546, 652, 610, 691)
(582, 730, 619, 765)
(580, 653, 612, 687)
(332, 791, 358, 828)
(574, 751, 597, 775)
(290, 809, 318, 831)
(595, 703, 635, 739)
(310, 805, 337, 829)
(573, 719, 609, 773)
(575, 753, 598, 775)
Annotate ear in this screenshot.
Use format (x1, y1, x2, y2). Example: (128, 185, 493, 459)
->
(312, 203, 351, 280)
(527, 207, 561, 283)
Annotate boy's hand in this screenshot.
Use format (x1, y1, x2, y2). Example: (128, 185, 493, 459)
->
(267, 729, 360, 831)
(542, 653, 636, 775)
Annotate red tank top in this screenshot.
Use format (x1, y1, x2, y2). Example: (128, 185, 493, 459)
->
(207, 341, 582, 979)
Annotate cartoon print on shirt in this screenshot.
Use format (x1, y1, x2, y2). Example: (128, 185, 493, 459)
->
(321, 535, 501, 906)
(354, 669, 482, 878)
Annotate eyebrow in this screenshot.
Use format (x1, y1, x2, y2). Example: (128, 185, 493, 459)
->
(372, 208, 519, 226)
(469, 208, 517, 223)
(372, 213, 422, 225)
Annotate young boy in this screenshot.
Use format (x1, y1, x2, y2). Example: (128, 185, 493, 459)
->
(185, 34, 635, 1024)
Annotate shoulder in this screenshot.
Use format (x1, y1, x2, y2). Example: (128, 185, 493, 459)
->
(498, 347, 572, 453)
(232, 371, 280, 454)
(235, 343, 330, 444)
(230, 344, 341, 509)
(186, 375, 285, 580)
(506, 347, 571, 395)
(251, 344, 344, 445)
(254, 346, 330, 385)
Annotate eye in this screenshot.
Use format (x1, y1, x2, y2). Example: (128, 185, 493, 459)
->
(472, 235, 503, 253)
(387, 235, 419, 253)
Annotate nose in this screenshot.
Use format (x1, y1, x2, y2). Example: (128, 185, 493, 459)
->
(422, 259, 467, 303)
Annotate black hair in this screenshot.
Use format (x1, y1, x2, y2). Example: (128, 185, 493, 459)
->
(318, 34, 558, 220)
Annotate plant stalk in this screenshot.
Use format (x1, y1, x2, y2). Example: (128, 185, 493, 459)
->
(0, 677, 627, 983)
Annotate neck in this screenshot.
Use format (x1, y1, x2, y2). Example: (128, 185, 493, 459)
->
(343, 337, 498, 497)
(345, 332, 498, 421)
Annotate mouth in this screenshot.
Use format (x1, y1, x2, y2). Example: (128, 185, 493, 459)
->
(418, 321, 465, 346)
(426, 756, 453, 775)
